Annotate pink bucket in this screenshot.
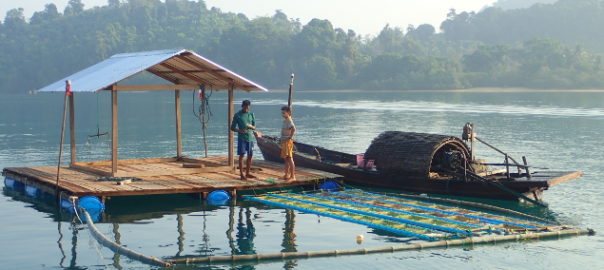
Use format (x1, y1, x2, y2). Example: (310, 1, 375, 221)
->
(356, 154, 374, 168)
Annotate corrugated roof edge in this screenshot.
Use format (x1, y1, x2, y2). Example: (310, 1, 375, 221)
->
(111, 48, 186, 58)
(185, 50, 268, 92)
(37, 48, 268, 93)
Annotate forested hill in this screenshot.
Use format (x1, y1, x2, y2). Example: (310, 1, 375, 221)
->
(2, 0, 604, 92)
(442, 0, 604, 52)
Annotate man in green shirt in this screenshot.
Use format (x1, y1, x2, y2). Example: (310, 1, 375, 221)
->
(230, 100, 257, 180)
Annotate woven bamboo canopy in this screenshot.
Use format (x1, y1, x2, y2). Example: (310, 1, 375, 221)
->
(364, 131, 473, 179)
(37, 49, 268, 176)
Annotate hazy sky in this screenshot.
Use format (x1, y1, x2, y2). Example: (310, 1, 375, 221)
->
(1, 0, 497, 35)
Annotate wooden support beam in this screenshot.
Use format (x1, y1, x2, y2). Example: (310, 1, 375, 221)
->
(70, 163, 114, 177)
(146, 69, 180, 84)
(228, 86, 234, 170)
(160, 63, 207, 84)
(104, 84, 200, 91)
(176, 55, 232, 82)
(111, 86, 118, 176)
(69, 92, 76, 164)
(175, 90, 182, 158)
(72, 157, 178, 166)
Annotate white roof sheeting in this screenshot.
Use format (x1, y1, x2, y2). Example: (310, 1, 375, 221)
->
(38, 49, 268, 92)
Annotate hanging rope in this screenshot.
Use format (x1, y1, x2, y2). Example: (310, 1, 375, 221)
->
(193, 85, 213, 157)
(88, 92, 108, 141)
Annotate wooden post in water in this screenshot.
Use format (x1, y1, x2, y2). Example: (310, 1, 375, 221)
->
(287, 73, 295, 111)
(111, 85, 119, 176)
(175, 90, 182, 158)
(228, 84, 235, 171)
(56, 80, 71, 194)
(69, 92, 76, 164)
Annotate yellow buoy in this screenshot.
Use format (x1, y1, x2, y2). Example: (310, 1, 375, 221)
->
(356, 234, 364, 244)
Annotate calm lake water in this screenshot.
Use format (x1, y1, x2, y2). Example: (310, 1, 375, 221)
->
(1, 89, 603, 269)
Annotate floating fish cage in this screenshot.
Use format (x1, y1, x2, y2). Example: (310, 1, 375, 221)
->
(245, 189, 565, 242)
(165, 189, 591, 265)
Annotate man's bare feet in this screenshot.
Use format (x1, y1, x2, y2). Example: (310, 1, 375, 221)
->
(280, 175, 290, 180)
(246, 174, 257, 179)
(240, 175, 247, 180)
(286, 176, 296, 182)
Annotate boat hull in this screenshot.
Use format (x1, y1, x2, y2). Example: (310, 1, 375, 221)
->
(256, 135, 581, 201)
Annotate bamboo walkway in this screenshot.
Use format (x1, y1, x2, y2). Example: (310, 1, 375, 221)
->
(2, 156, 341, 200)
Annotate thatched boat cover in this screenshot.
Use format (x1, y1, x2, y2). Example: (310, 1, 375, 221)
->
(364, 131, 472, 178)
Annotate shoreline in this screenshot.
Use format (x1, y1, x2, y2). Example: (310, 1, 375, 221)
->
(8, 88, 604, 94)
(263, 88, 604, 93)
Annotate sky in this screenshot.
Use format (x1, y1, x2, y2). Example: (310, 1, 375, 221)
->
(1, 0, 498, 35)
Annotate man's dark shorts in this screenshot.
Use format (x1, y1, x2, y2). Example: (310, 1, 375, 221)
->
(237, 137, 254, 156)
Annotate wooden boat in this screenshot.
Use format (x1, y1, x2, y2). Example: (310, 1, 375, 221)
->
(256, 131, 582, 202)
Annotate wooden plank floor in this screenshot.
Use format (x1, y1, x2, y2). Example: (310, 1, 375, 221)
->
(2, 156, 341, 198)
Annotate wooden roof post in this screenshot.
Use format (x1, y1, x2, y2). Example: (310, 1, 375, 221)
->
(175, 89, 183, 159)
(228, 84, 235, 171)
(69, 92, 76, 164)
(111, 85, 118, 176)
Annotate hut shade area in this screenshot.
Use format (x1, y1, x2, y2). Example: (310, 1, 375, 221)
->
(37, 48, 267, 177)
(1, 49, 341, 199)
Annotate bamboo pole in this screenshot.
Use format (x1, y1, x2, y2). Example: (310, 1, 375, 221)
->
(168, 228, 592, 265)
(82, 210, 172, 267)
(227, 85, 234, 170)
(55, 80, 71, 195)
(69, 92, 76, 164)
(175, 90, 182, 158)
(111, 85, 118, 176)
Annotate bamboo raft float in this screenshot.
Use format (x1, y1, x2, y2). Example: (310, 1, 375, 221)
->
(2, 156, 341, 202)
(161, 189, 593, 265)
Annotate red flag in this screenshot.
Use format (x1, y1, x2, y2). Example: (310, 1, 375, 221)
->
(65, 80, 72, 96)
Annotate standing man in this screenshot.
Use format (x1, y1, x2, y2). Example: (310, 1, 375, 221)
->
(280, 106, 296, 181)
(231, 100, 257, 180)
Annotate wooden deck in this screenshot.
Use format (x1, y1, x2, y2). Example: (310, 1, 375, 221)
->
(2, 156, 341, 200)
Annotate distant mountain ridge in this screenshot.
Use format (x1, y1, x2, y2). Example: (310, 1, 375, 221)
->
(1, 0, 604, 92)
(492, 0, 558, 10)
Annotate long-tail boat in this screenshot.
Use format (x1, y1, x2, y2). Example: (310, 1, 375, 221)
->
(256, 129, 581, 203)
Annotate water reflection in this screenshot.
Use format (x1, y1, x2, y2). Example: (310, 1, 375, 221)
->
(2, 183, 564, 269)
(2, 186, 306, 268)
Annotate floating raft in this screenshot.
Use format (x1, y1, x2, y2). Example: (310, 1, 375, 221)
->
(245, 189, 569, 242)
(2, 156, 341, 201)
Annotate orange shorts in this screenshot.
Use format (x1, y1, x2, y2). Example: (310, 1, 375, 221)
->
(280, 139, 294, 158)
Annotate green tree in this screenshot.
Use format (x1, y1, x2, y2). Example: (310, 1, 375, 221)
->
(64, 0, 85, 16)
(30, 4, 61, 24)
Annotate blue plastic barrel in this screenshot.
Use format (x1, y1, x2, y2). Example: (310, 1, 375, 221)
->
(78, 196, 105, 222)
(4, 177, 23, 190)
(60, 199, 76, 213)
(320, 180, 341, 191)
(207, 190, 231, 206)
(24, 185, 41, 198)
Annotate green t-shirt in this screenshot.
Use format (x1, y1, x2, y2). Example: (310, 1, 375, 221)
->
(230, 110, 256, 142)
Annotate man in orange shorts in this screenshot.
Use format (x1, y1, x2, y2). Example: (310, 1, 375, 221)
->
(280, 106, 296, 181)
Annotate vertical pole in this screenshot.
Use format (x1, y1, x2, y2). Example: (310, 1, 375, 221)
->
(470, 123, 475, 162)
(522, 156, 531, 179)
(228, 86, 235, 170)
(175, 90, 182, 159)
(111, 86, 118, 176)
(505, 154, 510, 180)
(69, 92, 76, 164)
(56, 80, 71, 196)
(287, 73, 295, 111)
